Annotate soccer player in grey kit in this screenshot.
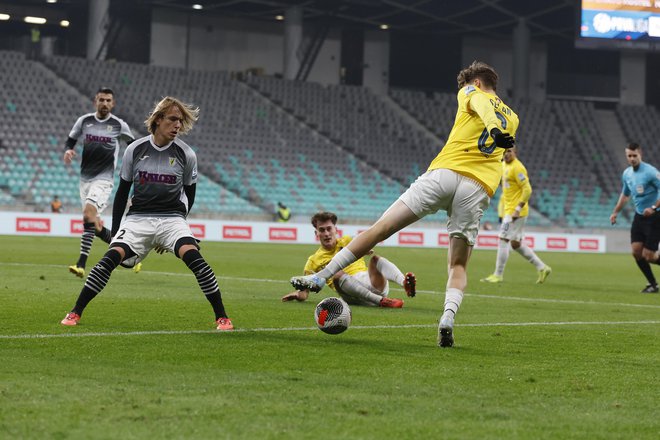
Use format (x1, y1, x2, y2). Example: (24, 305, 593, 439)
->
(64, 87, 135, 278)
(61, 97, 234, 330)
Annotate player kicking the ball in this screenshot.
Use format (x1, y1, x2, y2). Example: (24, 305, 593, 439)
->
(291, 61, 518, 347)
(60, 97, 233, 331)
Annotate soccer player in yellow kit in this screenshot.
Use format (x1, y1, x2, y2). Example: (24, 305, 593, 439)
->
(282, 212, 416, 307)
(291, 61, 517, 347)
(481, 147, 551, 284)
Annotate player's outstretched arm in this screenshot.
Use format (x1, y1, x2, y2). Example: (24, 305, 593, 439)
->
(282, 290, 309, 302)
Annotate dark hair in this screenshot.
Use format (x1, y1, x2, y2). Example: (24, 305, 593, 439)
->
(457, 61, 499, 91)
(626, 142, 641, 151)
(311, 211, 337, 228)
(96, 87, 114, 96)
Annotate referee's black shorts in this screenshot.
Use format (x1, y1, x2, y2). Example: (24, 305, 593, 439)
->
(630, 212, 660, 251)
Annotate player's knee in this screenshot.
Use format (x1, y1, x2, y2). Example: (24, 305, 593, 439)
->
(103, 248, 123, 269)
(510, 240, 521, 249)
(332, 272, 346, 284)
(175, 237, 200, 259)
(643, 250, 657, 262)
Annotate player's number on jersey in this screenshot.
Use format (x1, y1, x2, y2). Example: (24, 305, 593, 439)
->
(477, 112, 507, 155)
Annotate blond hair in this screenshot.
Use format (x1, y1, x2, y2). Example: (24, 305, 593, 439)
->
(144, 96, 199, 135)
(457, 61, 499, 91)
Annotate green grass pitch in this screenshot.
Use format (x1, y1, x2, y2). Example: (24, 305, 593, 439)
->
(0, 235, 659, 439)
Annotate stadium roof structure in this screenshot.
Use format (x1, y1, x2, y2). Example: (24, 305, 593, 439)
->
(148, 0, 577, 39)
(0, 0, 577, 40)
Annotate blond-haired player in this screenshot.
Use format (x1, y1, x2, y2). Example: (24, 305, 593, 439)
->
(291, 61, 518, 347)
(481, 147, 551, 284)
(60, 97, 234, 331)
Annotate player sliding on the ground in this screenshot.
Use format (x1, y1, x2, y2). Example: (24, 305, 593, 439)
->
(282, 211, 416, 307)
(291, 61, 518, 348)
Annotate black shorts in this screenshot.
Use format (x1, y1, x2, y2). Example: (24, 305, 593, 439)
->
(630, 212, 660, 251)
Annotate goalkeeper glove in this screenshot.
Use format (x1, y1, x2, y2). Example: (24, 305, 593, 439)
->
(490, 127, 515, 149)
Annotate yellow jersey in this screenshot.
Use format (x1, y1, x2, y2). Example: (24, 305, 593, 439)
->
(303, 235, 367, 290)
(428, 85, 519, 196)
(501, 157, 532, 217)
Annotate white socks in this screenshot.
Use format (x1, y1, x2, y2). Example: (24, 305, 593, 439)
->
(375, 256, 405, 286)
(317, 247, 357, 280)
(495, 239, 510, 276)
(443, 287, 463, 318)
(514, 244, 545, 270)
(337, 274, 382, 306)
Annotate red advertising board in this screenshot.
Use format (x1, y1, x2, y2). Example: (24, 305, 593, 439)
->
(579, 238, 599, 251)
(189, 224, 206, 239)
(222, 225, 252, 240)
(399, 232, 424, 245)
(477, 234, 499, 247)
(547, 237, 568, 250)
(438, 233, 450, 246)
(70, 219, 83, 234)
(16, 217, 51, 233)
(269, 227, 297, 241)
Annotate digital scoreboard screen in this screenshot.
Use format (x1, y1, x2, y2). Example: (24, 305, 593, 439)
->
(580, 0, 660, 41)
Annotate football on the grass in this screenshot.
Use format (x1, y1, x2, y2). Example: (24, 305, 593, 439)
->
(314, 297, 351, 334)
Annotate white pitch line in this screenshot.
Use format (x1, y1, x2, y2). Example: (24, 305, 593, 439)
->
(1, 320, 659, 340)
(3, 262, 660, 310)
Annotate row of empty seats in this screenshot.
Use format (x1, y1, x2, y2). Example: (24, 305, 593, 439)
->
(0, 50, 654, 230)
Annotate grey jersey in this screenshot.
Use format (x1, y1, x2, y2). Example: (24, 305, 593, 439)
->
(68, 113, 134, 182)
(120, 135, 198, 218)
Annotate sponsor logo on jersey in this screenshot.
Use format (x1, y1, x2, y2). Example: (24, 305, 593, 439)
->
(16, 217, 51, 233)
(222, 225, 252, 240)
(269, 227, 297, 241)
(85, 133, 112, 143)
(138, 171, 176, 185)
